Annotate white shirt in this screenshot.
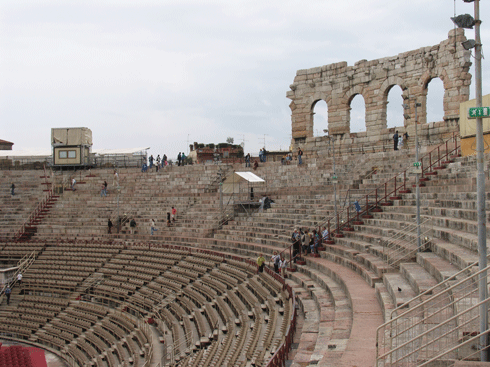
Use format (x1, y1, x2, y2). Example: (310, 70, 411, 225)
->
(17, 273, 22, 281)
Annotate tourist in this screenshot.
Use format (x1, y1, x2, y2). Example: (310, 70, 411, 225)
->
(393, 131, 399, 151)
(271, 251, 280, 273)
(312, 230, 321, 254)
(302, 229, 310, 254)
(71, 178, 76, 191)
(167, 212, 171, 226)
(403, 132, 409, 149)
(129, 218, 137, 234)
(149, 155, 154, 169)
(17, 272, 22, 286)
(259, 148, 264, 162)
(280, 256, 288, 278)
(245, 153, 251, 167)
(101, 182, 107, 197)
(177, 152, 182, 166)
(10, 183, 15, 196)
(150, 219, 158, 235)
(171, 206, 177, 222)
(298, 147, 303, 165)
(257, 253, 266, 273)
(253, 160, 258, 170)
(107, 218, 113, 234)
(4, 285, 11, 305)
(322, 226, 329, 243)
(113, 170, 119, 187)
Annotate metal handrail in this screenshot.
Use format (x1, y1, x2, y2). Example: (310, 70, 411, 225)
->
(317, 132, 460, 237)
(14, 183, 55, 241)
(376, 257, 490, 366)
(381, 216, 433, 267)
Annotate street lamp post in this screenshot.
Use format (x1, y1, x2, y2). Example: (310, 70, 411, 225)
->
(414, 101, 422, 251)
(324, 130, 338, 221)
(452, 0, 487, 360)
(473, 2, 488, 360)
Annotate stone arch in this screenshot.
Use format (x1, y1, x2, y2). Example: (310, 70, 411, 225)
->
(379, 76, 408, 130)
(311, 98, 330, 137)
(341, 85, 367, 133)
(342, 85, 366, 134)
(418, 68, 451, 124)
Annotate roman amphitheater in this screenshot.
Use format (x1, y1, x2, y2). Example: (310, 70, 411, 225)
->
(1, 28, 489, 367)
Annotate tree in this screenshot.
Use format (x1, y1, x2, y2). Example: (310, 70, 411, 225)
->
(226, 137, 234, 144)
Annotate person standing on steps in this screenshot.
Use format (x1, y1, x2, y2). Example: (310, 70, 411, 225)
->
(403, 132, 409, 149)
(393, 130, 399, 151)
(271, 251, 280, 273)
(5, 285, 11, 305)
(297, 147, 303, 165)
(10, 183, 15, 196)
(171, 206, 177, 222)
(101, 181, 107, 197)
(113, 170, 119, 188)
(245, 153, 251, 167)
(150, 219, 158, 235)
(71, 178, 76, 191)
(257, 253, 266, 273)
(17, 272, 22, 286)
(108, 218, 113, 234)
(130, 218, 137, 234)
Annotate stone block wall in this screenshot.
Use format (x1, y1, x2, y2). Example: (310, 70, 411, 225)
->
(287, 29, 472, 156)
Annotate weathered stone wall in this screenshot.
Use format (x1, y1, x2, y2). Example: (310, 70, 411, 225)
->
(287, 29, 472, 155)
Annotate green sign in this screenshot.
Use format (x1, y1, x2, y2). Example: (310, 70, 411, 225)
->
(413, 162, 421, 167)
(468, 107, 490, 119)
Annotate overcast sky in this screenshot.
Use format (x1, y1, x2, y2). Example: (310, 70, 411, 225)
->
(0, 0, 488, 159)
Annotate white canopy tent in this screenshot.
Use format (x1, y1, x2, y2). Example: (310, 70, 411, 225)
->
(222, 171, 265, 194)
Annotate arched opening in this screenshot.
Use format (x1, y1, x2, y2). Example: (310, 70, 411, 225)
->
(349, 94, 366, 133)
(312, 100, 328, 137)
(426, 78, 444, 123)
(386, 85, 404, 129)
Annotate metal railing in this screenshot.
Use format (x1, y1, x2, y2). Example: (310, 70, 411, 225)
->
(14, 184, 55, 241)
(318, 132, 460, 240)
(382, 216, 433, 268)
(376, 257, 489, 366)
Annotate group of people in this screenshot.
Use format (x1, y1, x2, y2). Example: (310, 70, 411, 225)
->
(245, 152, 260, 171)
(107, 216, 137, 234)
(393, 131, 409, 151)
(258, 148, 267, 162)
(256, 252, 288, 277)
(291, 226, 329, 257)
(146, 152, 188, 172)
(148, 154, 169, 171)
(150, 206, 177, 235)
(256, 226, 330, 278)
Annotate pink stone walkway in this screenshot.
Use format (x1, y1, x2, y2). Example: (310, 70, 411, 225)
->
(308, 257, 384, 367)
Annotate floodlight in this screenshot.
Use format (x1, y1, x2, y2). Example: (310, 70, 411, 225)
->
(402, 103, 409, 110)
(451, 14, 476, 29)
(462, 39, 477, 50)
(404, 114, 411, 120)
